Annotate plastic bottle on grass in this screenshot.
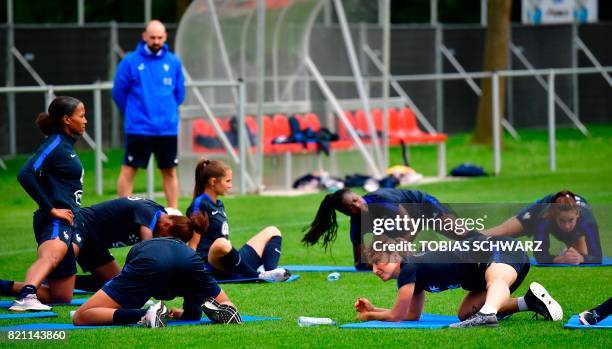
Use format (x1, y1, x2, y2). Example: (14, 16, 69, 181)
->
(297, 316, 336, 327)
(327, 272, 340, 281)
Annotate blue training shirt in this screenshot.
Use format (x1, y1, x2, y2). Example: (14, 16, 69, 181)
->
(186, 193, 229, 261)
(76, 197, 165, 248)
(532, 209, 602, 264)
(349, 189, 450, 245)
(112, 41, 185, 136)
(515, 193, 601, 263)
(17, 131, 83, 215)
(515, 193, 588, 233)
(397, 251, 477, 293)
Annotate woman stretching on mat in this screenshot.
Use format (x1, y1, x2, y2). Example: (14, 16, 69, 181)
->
(1, 197, 206, 302)
(73, 237, 241, 327)
(7, 97, 87, 311)
(303, 188, 477, 270)
(484, 190, 601, 264)
(354, 235, 563, 328)
(186, 159, 290, 282)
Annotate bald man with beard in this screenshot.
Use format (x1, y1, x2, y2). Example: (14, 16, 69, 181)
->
(113, 20, 185, 212)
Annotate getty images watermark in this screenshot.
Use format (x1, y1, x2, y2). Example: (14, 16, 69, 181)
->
(369, 214, 543, 253)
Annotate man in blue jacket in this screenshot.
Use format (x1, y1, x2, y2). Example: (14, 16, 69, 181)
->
(113, 20, 185, 211)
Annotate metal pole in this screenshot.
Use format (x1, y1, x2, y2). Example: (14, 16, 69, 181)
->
(306, 56, 382, 177)
(435, 24, 444, 132)
(363, 45, 438, 134)
(430, 0, 437, 26)
(6, 0, 16, 156)
(509, 43, 588, 135)
(571, 22, 579, 122)
(359, 22, 368, 92)
(144, 0, 152, 23)
(206, 0, 239, 103)
(323, 0, 332, 26)
(256, 0, 265, 190)
(492, 72, 501, 176)
(239, 9, 254, 82)
(548, 70, 556, 172)
(439, 44, 519, 139)
(238, 79, 247, 194)
(272, 1, 292, 102)
(110, 21, 120, 148)
(381, 0, 390, 169)
(94, 86, 103, 195)
(146, 157, 154, 200)
(507, 25, 514, 126)
(78, 0, 85, 26)
(575, 37, 612, 86)
(333, 0, 384, 171)
(480, 0, 487, 26)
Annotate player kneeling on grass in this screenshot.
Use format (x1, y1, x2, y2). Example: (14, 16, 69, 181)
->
(354, 235, 563, 328)
(73, 237, 241, 327)
(1, 199, 206, 303)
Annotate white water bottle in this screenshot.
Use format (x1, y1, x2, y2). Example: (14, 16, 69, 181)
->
(297, 316, 336, 327)
(327, 272, 340, 281)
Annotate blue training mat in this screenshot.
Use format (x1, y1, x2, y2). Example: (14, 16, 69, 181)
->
(564, 315, 612, 329)
(0, 315, 279, 331)
(0, 298, 88, 308)
(217, 274, 300, 284)
(73, 289, 89, 295)
(530, 256, 612, 267)
(0, 312, 57, 320)
(340, 313, 459, 329)
(281, 265, 367, 272)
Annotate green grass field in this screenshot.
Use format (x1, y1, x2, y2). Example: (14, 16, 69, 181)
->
(1, 125, 611, 348)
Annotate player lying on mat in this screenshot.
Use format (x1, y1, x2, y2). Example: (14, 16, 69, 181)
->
(484, 190, 601, 264)
(185, 159, 290, 282)
(354, 235, 563, 328)
(303, 188, 478, 270)
(72, 237, 241, 327)
(1, 197, 205, 304)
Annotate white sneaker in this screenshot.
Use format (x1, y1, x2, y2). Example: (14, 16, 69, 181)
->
(140, 301, 168, 328)
(524, 282, 563, 321)
(258, 268, 291, 282)
(9, 294, 52, 312)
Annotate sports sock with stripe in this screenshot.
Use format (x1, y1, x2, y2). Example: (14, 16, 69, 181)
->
(517, 297, 528, 311)
(17, 284, 37, 299)
(261, 236, 282, 270)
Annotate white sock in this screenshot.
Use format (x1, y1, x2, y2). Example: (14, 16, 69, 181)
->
(479, 304, 498, 315)
(517, 297, 528, 311)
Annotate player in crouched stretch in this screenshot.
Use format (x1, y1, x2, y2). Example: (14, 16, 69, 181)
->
(73, 237, 241, 327)
(484, 190, 601, 264)
(186, 159, 291, 282)
(9, 96, 87, 311)
(354, 235, 563, 328)
(303, 188, 478, 270)
(1, 197, 205, 302)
